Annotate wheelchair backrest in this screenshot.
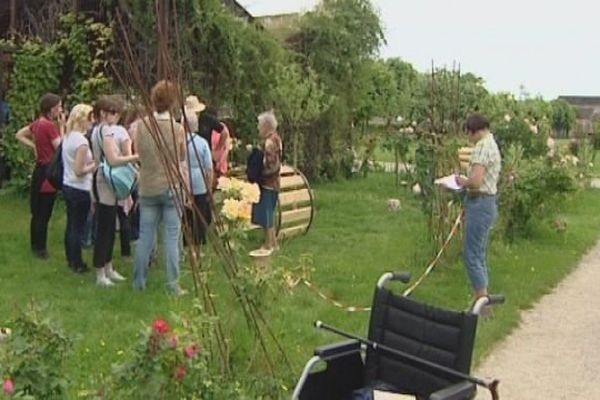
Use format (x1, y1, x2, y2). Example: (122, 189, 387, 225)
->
(364, 288, 478, 398)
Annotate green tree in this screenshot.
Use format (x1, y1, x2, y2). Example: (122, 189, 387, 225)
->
(386, 58, 421, 121)
(294, 0, 385, 177)
(273, 63, 329, 168)
(550, 99, 577, 137)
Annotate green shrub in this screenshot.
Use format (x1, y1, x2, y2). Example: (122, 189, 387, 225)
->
(500, 148, 578, 240)
(104, 303, 282, 399)
(495, 118, 547, 159)
(0, 303, 72, 399)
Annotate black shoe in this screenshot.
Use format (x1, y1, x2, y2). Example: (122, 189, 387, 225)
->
(69, 262, 89, 274)
(33, 250, 49, 260)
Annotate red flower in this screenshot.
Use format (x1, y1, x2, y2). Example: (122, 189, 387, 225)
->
(173, 364, 187, 381)
(183, 343, 199, 359)
(3, 378, 15, 395)
(152, 319, 171, 335)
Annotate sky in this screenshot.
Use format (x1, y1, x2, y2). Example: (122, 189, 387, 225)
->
(240, 0, 599, 100)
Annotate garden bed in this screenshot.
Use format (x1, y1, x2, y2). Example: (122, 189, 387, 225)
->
(2, 173, 600, 396)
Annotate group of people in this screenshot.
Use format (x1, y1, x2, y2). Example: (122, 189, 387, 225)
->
(16, 80, 282, 295)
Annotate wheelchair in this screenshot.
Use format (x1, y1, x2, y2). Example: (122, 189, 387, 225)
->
(292, 272, 504, 400)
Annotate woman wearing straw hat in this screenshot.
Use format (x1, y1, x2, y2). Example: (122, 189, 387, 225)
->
(185, 95, 223, 151)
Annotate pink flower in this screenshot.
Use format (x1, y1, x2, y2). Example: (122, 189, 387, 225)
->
(152, 319, 171, 335)
(183, 343, 199, 359)
(3, 379, 15, 395)
(168, 335, 178, 349)
(173, 364, 187, 381)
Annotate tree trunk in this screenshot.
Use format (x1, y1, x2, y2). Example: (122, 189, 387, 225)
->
(157, 0, 170, 79)
(9, 0, 17, 34)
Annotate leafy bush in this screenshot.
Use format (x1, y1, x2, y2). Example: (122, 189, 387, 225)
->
(0, 13, 112, 192)
(0, 304, 72, 399)
(494, 118, 547, 159)
(499, 147, 578, 240)
(103, 303, 282, 399)
(0, 40, 63, 191)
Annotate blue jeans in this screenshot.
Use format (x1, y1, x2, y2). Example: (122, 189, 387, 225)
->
(63, 185, 91, 268)
(464, 195, 498, 291)
(133, 190, 181, 292)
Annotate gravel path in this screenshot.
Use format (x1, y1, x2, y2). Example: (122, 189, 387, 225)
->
(475, 240, 600, 399)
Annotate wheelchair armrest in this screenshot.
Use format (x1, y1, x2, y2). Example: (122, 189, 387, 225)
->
(429, 381, 476, 400)
(471, 294, 505, 315)
(314, 339, 361, 360)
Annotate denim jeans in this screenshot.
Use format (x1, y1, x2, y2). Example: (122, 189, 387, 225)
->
(133, 190, 181, 292)
(464, 195, 498, 291)
(63, 185, 91, 268)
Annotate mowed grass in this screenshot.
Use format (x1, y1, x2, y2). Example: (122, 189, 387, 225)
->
(2, 173, 600, 396)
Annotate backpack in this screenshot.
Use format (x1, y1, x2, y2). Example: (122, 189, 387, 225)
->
(96, 125, 138, 200)
(46, 142, 63, 190)
(246, 147, 264, 184)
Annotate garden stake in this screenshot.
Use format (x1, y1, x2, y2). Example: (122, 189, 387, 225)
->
(315, 321, 500, 400)
(111, 2, 290, 377)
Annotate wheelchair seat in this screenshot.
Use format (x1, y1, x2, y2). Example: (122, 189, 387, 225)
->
(293, 272, 502, 400)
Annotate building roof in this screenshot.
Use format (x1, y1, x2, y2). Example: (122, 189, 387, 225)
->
(239, 0, 318, 17)
(558, 96, 600, 107)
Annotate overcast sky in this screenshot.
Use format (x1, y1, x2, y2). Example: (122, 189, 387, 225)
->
(241, 0, 599, 100)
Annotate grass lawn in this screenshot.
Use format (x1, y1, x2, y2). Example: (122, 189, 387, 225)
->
(2, 173, 600, 397)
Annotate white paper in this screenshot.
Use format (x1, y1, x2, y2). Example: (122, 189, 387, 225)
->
(373, 390, 415, 400)
(434, 174, 463, 191)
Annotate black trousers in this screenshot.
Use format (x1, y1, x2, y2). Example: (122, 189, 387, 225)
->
(184, 194, 212, 246)
(63, 185, 91, 267)
(93, 203, 117, 269)
(117, 206, 131, 257)
(30, 164, 56, 253)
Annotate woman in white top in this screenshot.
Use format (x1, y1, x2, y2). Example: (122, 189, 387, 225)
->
(90, 96, 139, 287)
(62, 104, 96, 273)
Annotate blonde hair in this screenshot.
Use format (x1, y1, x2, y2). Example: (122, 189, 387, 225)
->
(66, 103, 93, 134)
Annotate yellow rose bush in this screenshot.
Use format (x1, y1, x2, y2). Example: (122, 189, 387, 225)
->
(217, 177, 260, 227)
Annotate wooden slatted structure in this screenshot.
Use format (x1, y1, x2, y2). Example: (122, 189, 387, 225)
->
(229, 164, 315, 240)
(276, 165, 314, 240)
(458, 146, 473, 172)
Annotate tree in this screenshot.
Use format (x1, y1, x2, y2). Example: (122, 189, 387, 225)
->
(273, 63, 329, 167)
(550, 99, 577, 136)
(293, 0, 385, 177)
(386, 58, 420, 121)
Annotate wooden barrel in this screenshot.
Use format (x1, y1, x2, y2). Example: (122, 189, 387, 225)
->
(276, 165, 315, 240)
(228, 164, 315, 240)
(458, 146, 473, 173)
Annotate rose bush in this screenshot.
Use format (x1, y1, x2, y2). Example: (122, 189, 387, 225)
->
(0, 304, 72, 399)
(103, 303, 270, 399)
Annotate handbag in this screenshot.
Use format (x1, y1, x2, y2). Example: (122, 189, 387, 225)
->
(246, 147, 264, 184)
(97, 125, 138, 200)
(46, 142, 64, 190)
